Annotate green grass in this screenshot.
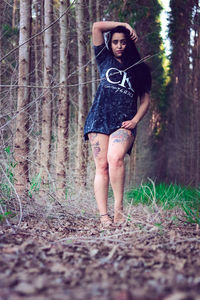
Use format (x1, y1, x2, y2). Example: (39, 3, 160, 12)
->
(0, 146, 17, 223)
(126, 180, 200, 225)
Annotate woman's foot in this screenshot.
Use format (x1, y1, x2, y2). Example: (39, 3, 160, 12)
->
(100, 213, 113, 228)
(114, 210, 125, 225)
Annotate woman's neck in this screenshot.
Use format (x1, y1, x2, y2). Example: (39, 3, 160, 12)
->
(114, 57, 122, 63)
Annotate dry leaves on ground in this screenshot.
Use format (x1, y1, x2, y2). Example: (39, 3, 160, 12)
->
(0, 203, 200, 300)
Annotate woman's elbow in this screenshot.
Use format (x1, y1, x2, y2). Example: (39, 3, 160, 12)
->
(92, 22, 101, 31)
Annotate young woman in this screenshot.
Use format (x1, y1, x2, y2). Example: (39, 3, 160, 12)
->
(84, 21, 151, 227)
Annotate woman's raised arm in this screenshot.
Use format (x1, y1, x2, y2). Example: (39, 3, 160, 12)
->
(92, 21, 138, 46)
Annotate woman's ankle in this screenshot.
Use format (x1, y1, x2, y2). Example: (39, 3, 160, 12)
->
(114, 209, 124, 223)
(100, 214, 112, 227)
(114, 205, 123, 214)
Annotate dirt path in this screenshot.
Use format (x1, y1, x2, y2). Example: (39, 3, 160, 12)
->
(0, 203, 200, 300)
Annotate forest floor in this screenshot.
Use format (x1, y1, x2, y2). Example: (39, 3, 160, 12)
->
(0, 198, 200, 300)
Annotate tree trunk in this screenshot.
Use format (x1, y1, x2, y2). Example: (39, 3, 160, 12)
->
(89, 0, 96, 101)
(33, 0, 43, 174)
(166, 0, 195, 185)
(192, 9, 200, 186)
(75, 0, 88, 186)
(96, 0, 100, 21)
(40, 0, 53, 187)
(12, 0, 18, 28)
(56, 0, 70, 199)
(14, 0, 31, 195)
(0, 0, 3, 95)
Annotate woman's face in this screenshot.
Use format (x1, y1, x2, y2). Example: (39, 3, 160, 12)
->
(111, 32, 127, 59)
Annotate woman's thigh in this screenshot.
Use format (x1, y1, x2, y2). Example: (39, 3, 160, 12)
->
(107, 128, 135, 160)
(88, 133, 109, 168)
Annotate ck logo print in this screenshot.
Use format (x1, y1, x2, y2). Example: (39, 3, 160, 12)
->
(105, 67, 135, 93)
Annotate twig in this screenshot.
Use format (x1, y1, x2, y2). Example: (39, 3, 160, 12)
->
(156, 237, 200, 248)
(51, 229, 142, 245)
(0, 0, 77, 63)
(0, 53, 159, 90)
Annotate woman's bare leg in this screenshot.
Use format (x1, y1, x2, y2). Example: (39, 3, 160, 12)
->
(88, 133, 111, 224)
(107, 129, 134, 223)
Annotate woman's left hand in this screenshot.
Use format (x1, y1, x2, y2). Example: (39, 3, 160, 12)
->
(121, 119, 138, 130)
(125, 23, 138, 41)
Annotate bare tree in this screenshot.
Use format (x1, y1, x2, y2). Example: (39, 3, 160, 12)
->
(96, 0, 100, 21)
(0, 0, 3, 95)
(32, 0, 44, 173)
(191, 3, 200, 186)
(75, 0, 88, 186)
(12, 0, 18, 28)
(56, 0, 70, 199)
(14, 0, 31, 195)
(166, 0, 195, 185)
(40, 0, 53, 187)
(89, 0, 96, 101)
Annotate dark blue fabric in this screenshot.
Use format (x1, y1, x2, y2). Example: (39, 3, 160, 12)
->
(84, 43, 138, 153)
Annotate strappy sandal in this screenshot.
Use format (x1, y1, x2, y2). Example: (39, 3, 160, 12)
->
(114, 219, 126, 226)
(114, 211, 126, 226)
(100, 213, 113, 228)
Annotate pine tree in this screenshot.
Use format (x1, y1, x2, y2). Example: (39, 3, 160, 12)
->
(14, 0, 31, 195)
(166, 0, 196, 185)
(56, 0, 70, 199)
(75, 0, 88, 186)
(40, 0, 53, 188)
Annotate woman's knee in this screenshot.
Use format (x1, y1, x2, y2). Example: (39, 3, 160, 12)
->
(107, 153, 124, 169)
(96, 159, 109, 175)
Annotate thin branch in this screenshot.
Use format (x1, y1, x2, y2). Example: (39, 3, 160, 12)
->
(0, 53, 159, 89)
(0, 0, 77, 63)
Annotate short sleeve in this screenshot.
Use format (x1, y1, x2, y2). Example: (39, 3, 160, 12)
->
(93, 43, 110, 66)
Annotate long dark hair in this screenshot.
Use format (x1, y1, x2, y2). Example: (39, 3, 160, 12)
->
(107, 26, 152, 97)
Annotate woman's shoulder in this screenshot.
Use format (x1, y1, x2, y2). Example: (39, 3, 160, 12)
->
(94, 42, 112, 65)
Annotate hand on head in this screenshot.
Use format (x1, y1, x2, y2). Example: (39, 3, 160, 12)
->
(125, 23, 138, 42)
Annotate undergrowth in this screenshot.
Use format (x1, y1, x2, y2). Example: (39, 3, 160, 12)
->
(126, 179, 200, 225)
(0, 146, 17, 223)
(1, 148, 200, 227)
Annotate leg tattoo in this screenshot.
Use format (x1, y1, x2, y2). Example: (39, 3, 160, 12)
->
(111, 129, 131, 144)
(92, 141, 101, 158)
(89, 133, 98, 142)
(89, 134, 101, 158)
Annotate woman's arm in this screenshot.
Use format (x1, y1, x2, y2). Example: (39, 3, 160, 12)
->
(121, 93, 150, 130)
(92, 21, 138, 46)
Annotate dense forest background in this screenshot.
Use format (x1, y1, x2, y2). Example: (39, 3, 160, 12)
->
(0, 0, 200, 204)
